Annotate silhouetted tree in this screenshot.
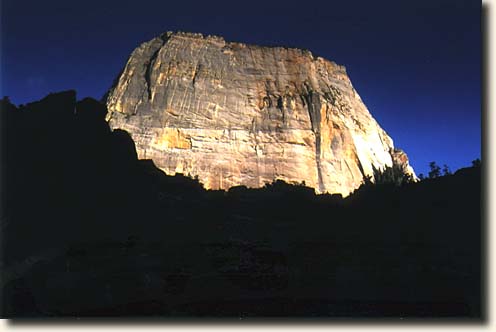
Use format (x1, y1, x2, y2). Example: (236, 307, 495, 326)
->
(472, 158, 481, 168)
(373, 164, 413, 186)
(442, 164, 451, 176)
(363, 174, 373, 185)
(428, 162, 441, 178)
(418, 173, 425, 181)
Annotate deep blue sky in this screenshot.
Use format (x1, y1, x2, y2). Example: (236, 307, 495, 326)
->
(1, 0, 481, 176)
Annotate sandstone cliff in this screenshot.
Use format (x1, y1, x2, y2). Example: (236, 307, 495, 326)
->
(105, 31, 415, 196)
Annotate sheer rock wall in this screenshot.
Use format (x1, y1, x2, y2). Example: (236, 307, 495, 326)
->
(106, 31, 415, 195)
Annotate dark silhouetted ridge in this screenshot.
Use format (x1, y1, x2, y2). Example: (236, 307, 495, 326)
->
(0, 92, 482, 319)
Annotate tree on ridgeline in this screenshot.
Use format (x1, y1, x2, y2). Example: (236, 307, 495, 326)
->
(442, 164, 451, 176)
(428, 161, 441, 179)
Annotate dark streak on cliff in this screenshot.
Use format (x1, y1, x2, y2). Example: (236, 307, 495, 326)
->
(304, 91, 324, 193)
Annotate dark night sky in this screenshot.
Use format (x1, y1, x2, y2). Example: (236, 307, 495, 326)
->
(1, 0, 481, 176)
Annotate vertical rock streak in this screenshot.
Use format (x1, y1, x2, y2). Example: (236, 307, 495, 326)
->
(304, 92, 324, 193)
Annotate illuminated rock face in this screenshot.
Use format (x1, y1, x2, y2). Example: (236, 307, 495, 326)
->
(106, 31, 415, 196)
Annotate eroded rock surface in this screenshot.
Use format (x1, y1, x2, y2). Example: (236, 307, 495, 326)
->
(106, 31, 415, 195)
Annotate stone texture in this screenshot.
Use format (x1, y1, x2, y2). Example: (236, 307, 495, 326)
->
(105, 31, 415, 196)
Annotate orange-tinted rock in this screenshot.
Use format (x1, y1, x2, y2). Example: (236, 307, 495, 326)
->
(106, 31, 415, 196)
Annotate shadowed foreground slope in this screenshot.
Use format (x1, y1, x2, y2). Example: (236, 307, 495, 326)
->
(0, 91, 481, 318)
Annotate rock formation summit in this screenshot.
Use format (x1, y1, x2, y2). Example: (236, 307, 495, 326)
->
(106, 31, 415, 195)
